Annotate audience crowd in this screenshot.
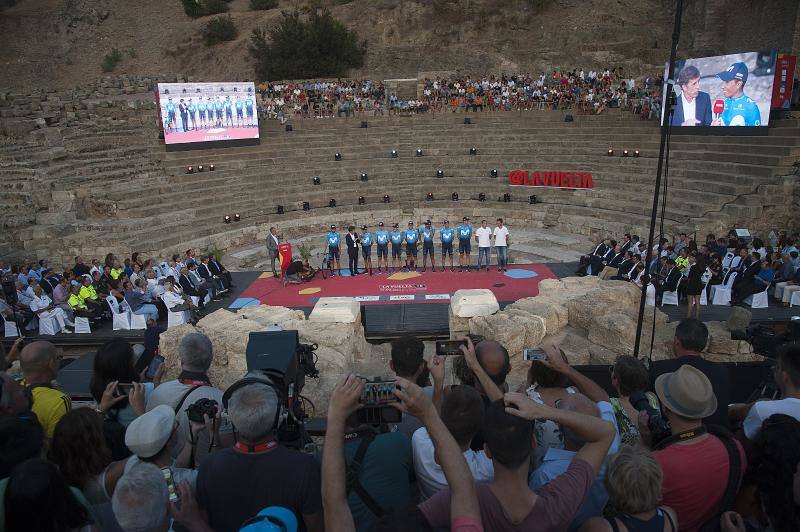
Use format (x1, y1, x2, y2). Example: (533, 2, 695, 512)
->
(255, 69, 664, 123)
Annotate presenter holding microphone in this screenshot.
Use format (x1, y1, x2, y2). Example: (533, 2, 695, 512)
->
(345, 225, 360, 276)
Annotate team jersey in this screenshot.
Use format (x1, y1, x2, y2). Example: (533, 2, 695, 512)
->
(214, 102, 223, 111)
(166, 103, 176, 114)
(390, 231, 404, 245)
(188, 104, 196, 113)
(245, 98, 254, 109)
(441, 228, 455, 243)
(360, 233, 373, 247)
(421, 227, 435, 243)
(457, 225, 473, 240)
(326, 232, 340, 247)
(405, 229, 419, 245)
(235, 100, 244, 110)
(224, 101, 233, 111)
(721, 93, 761, 126)
(198, 103, 206, 112)
(376, 230, 389, 246)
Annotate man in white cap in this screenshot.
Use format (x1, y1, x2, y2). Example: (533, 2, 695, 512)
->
(123, 404, 201, 489)
(648, 365, 746, 532)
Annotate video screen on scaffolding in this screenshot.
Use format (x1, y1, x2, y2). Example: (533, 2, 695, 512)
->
(662, 50, 776, 127)
(157, 82, 259, 145)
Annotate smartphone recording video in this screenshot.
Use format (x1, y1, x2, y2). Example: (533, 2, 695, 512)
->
(435, 339, 467, 356)
(523, 348, 547, 361)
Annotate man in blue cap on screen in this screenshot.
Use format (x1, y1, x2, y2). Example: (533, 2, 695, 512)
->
(713, 61, 761, 126)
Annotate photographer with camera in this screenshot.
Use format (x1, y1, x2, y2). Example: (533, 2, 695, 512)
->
(195, 378, 323, 532)
(650, 319, 731, 428)
(642, 365, 746, 532)
(322, 374, 484, 532)
(146, 333, 232, 462)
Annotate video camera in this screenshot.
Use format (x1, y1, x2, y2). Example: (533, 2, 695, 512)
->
(629, 389, 672, 446)
(357, 377, 402, 426)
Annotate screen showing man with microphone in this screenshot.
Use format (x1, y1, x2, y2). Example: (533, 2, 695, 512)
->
(664, 50, 776, 128)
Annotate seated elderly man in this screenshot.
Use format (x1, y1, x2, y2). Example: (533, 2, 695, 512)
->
(29, 284, 73, 333)
(161, 281, 202, 323)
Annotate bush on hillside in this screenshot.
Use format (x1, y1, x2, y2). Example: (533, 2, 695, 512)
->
(249, 9, 366, 81)
(100, 49, 123, 72)
(181, 0, 230, 18)
(250, 0, 278, 10)
(202, 15, 238, 46)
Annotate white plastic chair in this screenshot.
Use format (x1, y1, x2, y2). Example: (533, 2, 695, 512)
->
(74, 317, 91, 334)
(38, 314, 58, 335)
(645, 283, 656, 306)
(122, 300, 147, 329)
(162, 295, 190, 328)
(661, 287, 679, 306)
(700, 279, 710, 305)
(745, 290, 769, 309)
(106, 296, 131, 330)
(790, 291, 800, 307)
(711, 272, 737, 305)
(2, 315, 20, 337)
(721, 251, 734, 272)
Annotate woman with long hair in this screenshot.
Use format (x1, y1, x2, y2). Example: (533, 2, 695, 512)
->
(685, 251, 707, 320)
(89, 339, 152, 428)
(608, 356, 660, 446)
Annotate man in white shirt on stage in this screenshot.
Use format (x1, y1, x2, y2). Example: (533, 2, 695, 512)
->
(492, 218, 511, 272)
(29, 285, 73, 333)
(266, 226, 281, 277)
(475, 220, 493, 272)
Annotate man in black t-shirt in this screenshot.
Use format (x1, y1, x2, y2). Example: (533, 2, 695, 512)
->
(650, 318, 731, 428)
(195, 381, 323, 532)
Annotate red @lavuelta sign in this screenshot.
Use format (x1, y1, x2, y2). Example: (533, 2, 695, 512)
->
(508, 170, 593, 189)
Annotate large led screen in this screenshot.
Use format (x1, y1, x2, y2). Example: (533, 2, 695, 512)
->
(157, 82, 259, 145)
(664, 51, 776, 127)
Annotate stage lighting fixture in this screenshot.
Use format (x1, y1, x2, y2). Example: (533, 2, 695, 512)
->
(234, 213, 240, 222)
(529, 195, 537, 204)
(426, 192, 434, 201)
(198, 165, 204, 172)
(391, 150, 398, 158)
(277, 205, 284, 214)
(329, 199, 336, 208)
(285, 124, 293, 132)
(360, 172, 368, 181)
(503, 193, 511, 203)
(358, 196, 365, 205)
(478, 193, 486, 202)
(383, 194, 390, 203)
(416, 148, 423, 157)
(223, 215, 231, 224)
(464, 118, 471, 125)
(607, 148, 614, 156)
(490, 169, 498, 178)
(209, 164, 215, 171)
(436, 169, 444, 178)
(313, 176, 321, 185)
(623, 149, 629, 157)
(334, 152, 342, 161)
(469, 147, 477, 155)
(302, 201, 310, 211)
(451, 193, 459, 201)
(186, 166, 194, 174)
(634, 150, 640, 157)
(360, 121, 368, 128)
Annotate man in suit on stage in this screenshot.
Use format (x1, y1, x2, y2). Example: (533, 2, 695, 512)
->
(671, 65, 712, 127)
(266, 226, 280, 277)
(345, 225, 361, 276)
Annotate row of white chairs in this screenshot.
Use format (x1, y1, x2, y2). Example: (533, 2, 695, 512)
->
(661, 271, 771, 309)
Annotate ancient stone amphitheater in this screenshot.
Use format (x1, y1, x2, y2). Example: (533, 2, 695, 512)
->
(1, 76, 799, 267)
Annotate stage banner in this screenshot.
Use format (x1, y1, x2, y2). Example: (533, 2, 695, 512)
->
(508, 170, 593, 189)
(772, 54, 796, 110)
(278, 242, 292, 275)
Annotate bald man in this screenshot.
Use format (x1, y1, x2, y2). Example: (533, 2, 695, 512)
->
(19, 341, 71, 438)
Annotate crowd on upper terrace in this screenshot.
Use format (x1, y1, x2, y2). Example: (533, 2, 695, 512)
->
(256, 68, 664, 122)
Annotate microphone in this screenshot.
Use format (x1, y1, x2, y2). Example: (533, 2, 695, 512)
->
(713, 99, 724, 119)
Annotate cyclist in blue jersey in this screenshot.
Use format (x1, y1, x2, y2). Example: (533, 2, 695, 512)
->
(245, 95, 255, 126)
(457, 216, 474, 272)
(420, 220, 436, 272)
(440, 220, 455, 272)
(187, 99, 197, 130)
(714, 62, 761, 127)
(235, 96, 244, 127)
(389, 223, 404, 273)
(375, 221, 390, 273)
(325, 224, 342, 275)
(214, 98, 224, 127)
(224, 96, 234, 127)
(197, 99, 207, 129)
(165, 98, 177, 132)
(360, 225, 373, 275)
(404, 221, 420, 272)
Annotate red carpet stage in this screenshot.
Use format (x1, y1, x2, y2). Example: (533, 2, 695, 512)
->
(164, 126, 259, 145)
(228, 263, 557, 309)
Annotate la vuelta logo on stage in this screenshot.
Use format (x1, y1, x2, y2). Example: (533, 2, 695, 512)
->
(508, 169, 593, 189)
(379, 283, 427, 292)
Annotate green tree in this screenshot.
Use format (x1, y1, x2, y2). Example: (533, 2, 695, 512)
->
(249, 9, 366, 81)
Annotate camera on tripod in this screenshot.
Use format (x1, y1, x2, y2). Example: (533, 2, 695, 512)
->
(629, 389, 672, 445)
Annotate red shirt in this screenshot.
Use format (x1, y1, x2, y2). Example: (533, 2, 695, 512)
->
(654, 435, 746, 532)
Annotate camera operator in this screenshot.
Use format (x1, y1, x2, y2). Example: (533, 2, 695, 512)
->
(388, 335, 433, 438)
(729, 343, 800, 440)
(649, 319, 731, 427)
(146, 333, 232, 461)
(195, 380, 323, 532)
(642, 365, 746, 532)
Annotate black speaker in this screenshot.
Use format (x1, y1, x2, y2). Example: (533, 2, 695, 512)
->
(360, 121, 368, 128)
(564, 115, 574, 122)
(285, 124, 293, 132)
(2, 280, 16, 304)
(463, 118, 471, 124)
(245, 331, 301, 391)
